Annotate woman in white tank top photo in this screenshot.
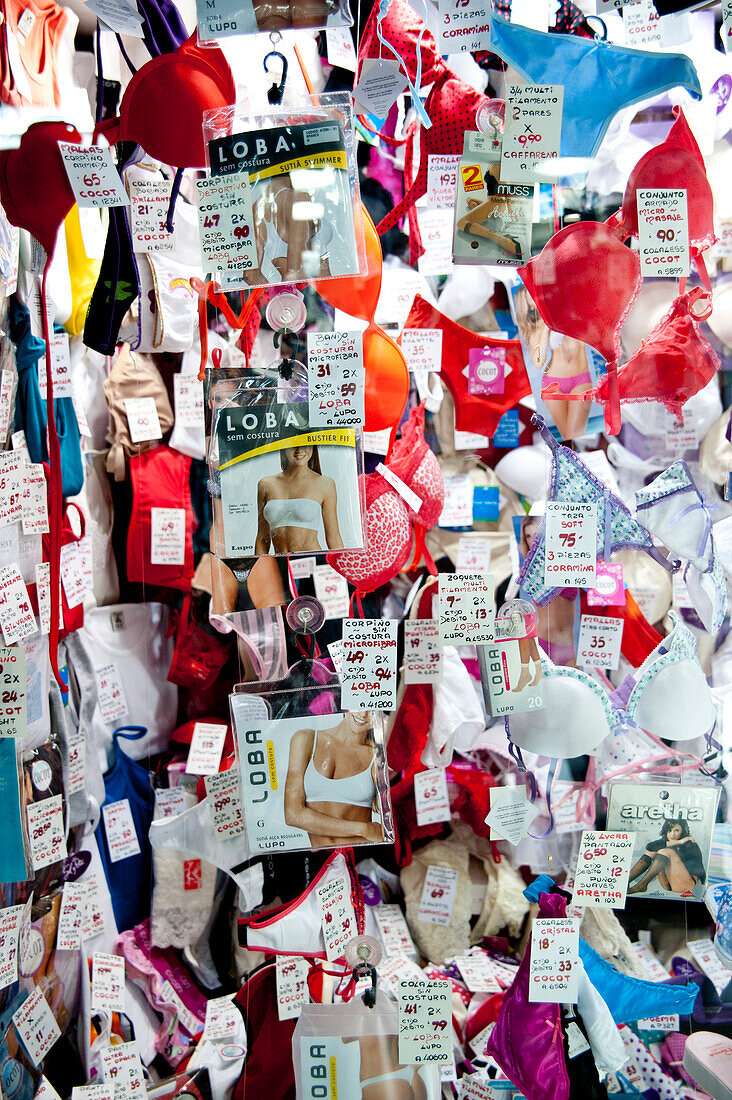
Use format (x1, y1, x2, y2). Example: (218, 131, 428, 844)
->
(255, 443, 344, 555)
(283, 711, 384, 847)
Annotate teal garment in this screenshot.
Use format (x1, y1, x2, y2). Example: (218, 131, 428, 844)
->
(0, 739, 28, 883)
(9, 299, 83, 498)
(488, 9, 701, 160)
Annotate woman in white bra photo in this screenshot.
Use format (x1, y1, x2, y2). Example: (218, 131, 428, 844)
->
(255, 443, 344, 555)
(343, 1035, 435, 1099)
(284, 711, 384, 847)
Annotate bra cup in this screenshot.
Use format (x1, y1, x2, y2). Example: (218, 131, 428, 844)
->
(632, 660, 716, 742)
(509, 674, 611, 758)
(684, 565, 726, 635)
(640, 496, 710, 572)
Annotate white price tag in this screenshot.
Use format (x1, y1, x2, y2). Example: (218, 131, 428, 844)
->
(437, 0, 492, 53)
(102, 798, 141, 863)
(290, 556, 314, 579)
(307, 331, 364, 428)
(456, 536, 491, 574)
(95, 663, 129, 723)
(186, 721, 227, 775)
(398, 978, 451, 1063)
(79, 876, 106, 940)
(60, 542, 87, 608)
(401, 329, 442, 373)
(439, 474, 473, 528)
(325, 25, 357, 70)
(100, 1042, 145, 1100)
(426, 155, 460, 208)
(628, 940, 670, 982)
(276, 955, 310, 1021)
(377, 954, 425, 997)
(203, 994, 240, 1040)
(529, 918, 579, 1002)
(687, 937, 732, 995)
(315, 873, 358, 961)
(72, 1084, 114, 1100)
(37, 1077, 64, 1100)
(353, 58, 407, 118)
(0, 452, 22, 527)
(636, 1014, 680, 1032)
(92, 952, 125, 1012)
(576, 615, 623, 670)
(327, 639, 343, 681)
(416, 207, 455, 277)
(404, 619, 441, 684)
(485, 785, 539, 846)
(624, 0, 662, 46)
(124, 396, 163, 444)
(21, 465, 48, 535)
(205, 768, 246, 840)
(313, 564, 349, 619)
(38, 332, 73, 399)
(723, 0, 732, 52)
(12, 987, 61, 1066)
(501, 84, 563, 183)
(438, 573, 495, 645)
(0, 903, 24, 988)
(414, 768, 451, 827)
(150, 507, 186, 565)
(375, 462, 422, 515)
(637, 188, 690, 278)
(453, 951, 502, 993)
(173, 374, 205, 429)
(129, 179, 174, 252)
(0, 372, 14, 446)
(56, 882, 85, 951)
(35, 562, 51, 635)
(27, 794, 66, 871)
(572, 830, 635, 908)
(374, 905, 416, 957)
(59, 144, 129, 208)
(341, 618, 398, 710)
(417, 865, 459, 926)
(85, 0, 144, 33)
(195, 172, 258, 289)
(155, 788, 188, 818)
(544, 501, 597, 587)
(0, 647, 24, 738)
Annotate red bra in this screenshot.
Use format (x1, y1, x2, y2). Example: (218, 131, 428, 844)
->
(94, 34, 235, 168)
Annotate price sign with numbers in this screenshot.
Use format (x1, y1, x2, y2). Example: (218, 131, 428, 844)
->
(572, 831, 635, 908)
(544, 502, 597, 588)
(101, 1042, 145, 1100)
(529, 918, 579, 1002)
(204, 768, 246, 840)
(0, 647, 24, 738)
(404, 619, 441, 683)
(195, 173, 257, 289)
(577, 615, 623, 670)
(398, 978, 452, 1063)
(129, 179, 174, 252)
(414, 768, 451, 826)
(637, 189, 689, 278)
(437, 0, 492, 53)
(438, 573, 495, 645)
(307, 331, 364, 428)
(501, 84, 563, 183)
(341, 618, 398, 710)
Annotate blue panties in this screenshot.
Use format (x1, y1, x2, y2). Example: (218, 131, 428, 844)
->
(488, 9, 701, 160)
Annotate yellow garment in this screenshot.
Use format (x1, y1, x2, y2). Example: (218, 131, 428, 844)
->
(63, 206, 101, 336)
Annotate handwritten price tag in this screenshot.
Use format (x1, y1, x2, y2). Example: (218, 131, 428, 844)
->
(577, 615, 623, 670)
(92, 952, 125, 1012)
(150, 507, 186, 565)
(102, 798, 141, 863)
(404, 619, 441, 684)
(12, 987, 61, 1066)
(195, 172, 257, 290)
(59, 143, 129, 209)
(544, 501, 597, 588)
(374, 905, 416, 957)
(315, 872, 357, 962)
(313, 564, 349, 619)
(401, 329, 442, 373)
(95, 663, 129, 723)
(205, 768, 246, 840)
(186, 721, 227, 776)
(426, 155, 460, 208)
(417, 865, 458, 926)
(276, 955, 310, 1021)
(307, 331, 364, 428)
(572, 831, 635, 908)
(124, 396, 162, 444)
(414, 768, 451, 826)
(129, 179, 173, 253)
(437, 0, 492, 53)
(203, 994, 240, 1039)
(27, 794, 67, 871)
(438, 573, 495, 645)
(0, 564, 36, 645)
(501, 84, 563, 183)
(398, 978, 451, 1064)
(341, 618, 398, 710)
(173, 374, 205, 430)
(101, 1041, 145, 1100)
(637, 188, 689, 278)
(529, 918, 579, 1002)
(0, 903, 24, 988)
(0, 647, 25, 738)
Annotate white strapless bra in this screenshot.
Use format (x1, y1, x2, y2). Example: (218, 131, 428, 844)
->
(263, 498, 321, 532)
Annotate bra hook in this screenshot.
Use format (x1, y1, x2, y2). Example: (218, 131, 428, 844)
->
(264, 45, 288, 105)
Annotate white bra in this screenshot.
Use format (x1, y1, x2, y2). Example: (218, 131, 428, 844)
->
(263, 497, 320, 532)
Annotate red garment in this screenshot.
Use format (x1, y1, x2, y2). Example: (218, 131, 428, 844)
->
(94, 34, 235, 169)
(518, 221, 642, 435)
(36, 498, 85, 638)
(127, 446, 196, 590)
(234, 962, 296, 1100)
(386, 401, 444, 529)
(376, 71, 504, 264)
(357, 0, 446, 91)
(327, 471, 412, 593)
(402, 296, 530, 437)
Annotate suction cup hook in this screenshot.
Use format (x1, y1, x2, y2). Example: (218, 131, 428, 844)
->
(345, 936, 382, 1009)
(264, 33, 288, 105)
(286, 595, 326, 635)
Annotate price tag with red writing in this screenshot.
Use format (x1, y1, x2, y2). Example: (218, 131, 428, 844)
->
(577, 615, 623, 670)
(437, 0, 492, 53)
(426, 155, 460, 207)
(417, 865, 458, 926)
(315, 872, 357, 962)
(307, 332, 364, 429)
(59, 144, 129, 209)
(124, 396, 162, 444)
(544, 502, 597, 588)
(404, 620, 441, 683)
(102, 798, 141, 863)
(637, 189, 690, 278)
(27, 794, 67, 871)
(94, 663, 128, 724)
(204, 768, 246, 840)
(0, 647, 24, 738)
(572, 831, 635, 908)
(151, 508, 186, 565)
(101, 1041, 145, 1100)
(501, 84, 563, 183)
(529, 917, 579, 1002)
(56, 883, 85, 951)
(313, 564, 349, 619)
(12, 987, 61, 1066)
(129, 179, 174, 253)
(186, 721, 227, 776)
(374, 905, 416, 957)
(398, 978, 451, 1063)
(414, 768, 451, 826)
(195, 173, 257, 291)
(341, 618, 398, 710)
(276, 955, 310, 1021)
(203, 994, 240, 1039)
(92, 952, 125, 1012)
(438, 573, 495, 645)
(401, 329, 442, 373)
(0, 565, 36, 645)
(0, 903, 24, 989)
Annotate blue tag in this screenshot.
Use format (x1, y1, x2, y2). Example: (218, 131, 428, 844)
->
(473, 486, 500, 522)
(0, 739, 28, 883)
(492, 409, 520, 448)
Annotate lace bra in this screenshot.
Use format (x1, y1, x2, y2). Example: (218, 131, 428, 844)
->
(304, 733, 375, 808)
(263, 497, 321, 532)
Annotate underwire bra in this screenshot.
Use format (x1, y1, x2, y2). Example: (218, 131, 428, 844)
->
(263, 498, 320, 533)
(401, 295, 530, 438)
